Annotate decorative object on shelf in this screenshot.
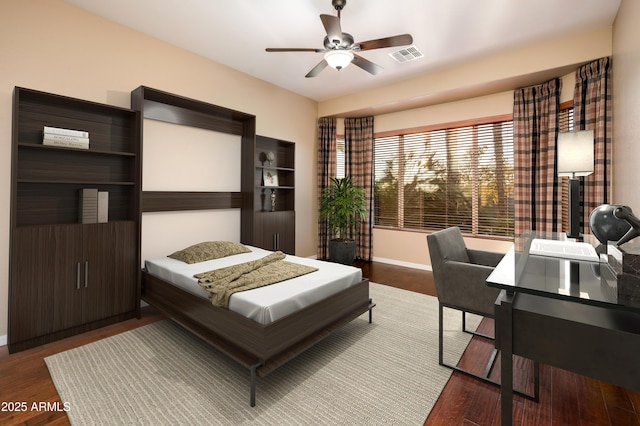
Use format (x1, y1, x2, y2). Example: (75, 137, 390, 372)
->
(319, 176, 367, 264)
(98, 191, 109, 223)
(589, 204, 632, 245)
(80, 188, 98, 224)
(265, 151, 275, 166)
(270, 189, 276, 212)
(78, 188, 109, 224)
(613, 205, 640, 246)
(263, 168, 279, 186)
(557, 130, 594, 239)
(42, 125, 90, 149)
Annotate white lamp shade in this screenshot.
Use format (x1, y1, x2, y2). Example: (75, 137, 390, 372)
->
(557, 130, 594, 177)
(324, 50, 354, 70)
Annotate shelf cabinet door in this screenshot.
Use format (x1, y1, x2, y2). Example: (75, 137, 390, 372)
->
(82, 222, 137, 323)
(9, 225, 83, 345)
(8, 222, 138, 351)
(255, 211, 295, 254)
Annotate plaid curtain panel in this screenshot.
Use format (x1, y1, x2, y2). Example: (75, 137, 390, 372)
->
(513, 78, 562, 235)
(574, 57, 612, 232)
(317, 117, 337, 260)
(345, 116, 374, 261)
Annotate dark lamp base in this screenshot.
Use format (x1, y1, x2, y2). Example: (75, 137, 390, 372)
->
(566, 232, 583, 241)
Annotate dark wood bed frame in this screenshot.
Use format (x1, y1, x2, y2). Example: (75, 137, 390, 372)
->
(132, 86, 375, 406)
(142, 271, 373, 406)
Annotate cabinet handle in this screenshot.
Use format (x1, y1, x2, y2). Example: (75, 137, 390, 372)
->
(76, 262, 81, 290)
(84, 261, 89, 288)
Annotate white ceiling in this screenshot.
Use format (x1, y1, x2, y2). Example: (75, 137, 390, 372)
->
(64, 0, 620, 102)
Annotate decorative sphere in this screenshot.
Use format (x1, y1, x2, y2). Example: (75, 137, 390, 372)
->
(266, 151, 275, 163)
(589, 204, 632, 244)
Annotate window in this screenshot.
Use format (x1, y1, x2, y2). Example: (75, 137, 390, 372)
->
(336, 137, 345, 179)
(558, 103, 575, 231)
(374, 118, 515, 237)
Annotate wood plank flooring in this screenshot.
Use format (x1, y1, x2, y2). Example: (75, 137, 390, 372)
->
(1, 260, 639, 425)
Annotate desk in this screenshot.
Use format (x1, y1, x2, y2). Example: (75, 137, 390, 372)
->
(487, 235, 640, 425)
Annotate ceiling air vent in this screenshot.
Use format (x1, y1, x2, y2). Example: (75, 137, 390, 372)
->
(389, 46, 424, 63)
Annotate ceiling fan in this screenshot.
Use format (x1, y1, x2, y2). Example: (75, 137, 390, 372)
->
(265, 0, 413, 78)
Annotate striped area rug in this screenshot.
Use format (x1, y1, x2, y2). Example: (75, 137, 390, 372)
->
(45, 283, 480, 425)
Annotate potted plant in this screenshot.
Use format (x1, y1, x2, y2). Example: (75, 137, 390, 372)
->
(319, 176, 368, 264)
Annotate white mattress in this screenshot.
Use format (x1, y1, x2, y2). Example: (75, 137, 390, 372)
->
(144, 246, 363, 325)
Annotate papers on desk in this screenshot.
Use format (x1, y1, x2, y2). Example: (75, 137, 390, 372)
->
(529, 238, 600, 262)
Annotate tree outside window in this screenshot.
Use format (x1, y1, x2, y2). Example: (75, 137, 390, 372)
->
(373, 120, 515, 238)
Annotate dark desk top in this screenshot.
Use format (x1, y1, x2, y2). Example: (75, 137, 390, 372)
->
(487, 233, 640, 312)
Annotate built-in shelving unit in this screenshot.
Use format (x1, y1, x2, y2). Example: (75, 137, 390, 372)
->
(130, 87, 296, 254)
(8, 87, 141, 353)
(253, 135, 296, 254)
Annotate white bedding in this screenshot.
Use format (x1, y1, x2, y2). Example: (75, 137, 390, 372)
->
(144, 246, 363, 325)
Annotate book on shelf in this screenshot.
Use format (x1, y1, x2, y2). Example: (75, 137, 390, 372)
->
(43, 126, 90, 149)
(43, 133, 89, 149)
(98, 191, 108, 223)
(44, 126, 89, 138)
(80, 188, 98, 224)
(42, 138, 90, 149)
(43, 132, 89, 144)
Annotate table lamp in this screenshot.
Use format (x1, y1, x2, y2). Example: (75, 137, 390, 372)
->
(557, 130, 594, 239)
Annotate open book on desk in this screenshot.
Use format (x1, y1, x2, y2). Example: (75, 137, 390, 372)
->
(529, 238, 600, 262)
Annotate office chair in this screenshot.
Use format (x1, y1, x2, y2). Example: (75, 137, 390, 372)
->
(427, 226, 538, 400)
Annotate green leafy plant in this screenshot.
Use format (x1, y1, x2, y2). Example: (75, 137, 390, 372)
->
(319, 176, 367, 241)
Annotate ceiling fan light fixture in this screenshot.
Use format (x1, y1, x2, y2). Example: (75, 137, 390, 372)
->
(324, 50, 354, 70)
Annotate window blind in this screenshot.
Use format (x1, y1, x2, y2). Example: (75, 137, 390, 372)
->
(336, 138, 345, 179)
(374, 119, 515, 237)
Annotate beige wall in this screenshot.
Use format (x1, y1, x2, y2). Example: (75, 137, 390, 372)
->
(0, 1, 318, 339)
(320, 29, 614, 270)
(1, 0, 636, 342)
(613, 0, 640, 206)
(319, 27, 613, 118)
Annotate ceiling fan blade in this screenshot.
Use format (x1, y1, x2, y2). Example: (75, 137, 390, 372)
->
(320, 14, 343, 44)
(305, 59, 328, 78)
(357, 34, 413, 51)
(266, 48, 325, 53)
(352, 54, 383, 75)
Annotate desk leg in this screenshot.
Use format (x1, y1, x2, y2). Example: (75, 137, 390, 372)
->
(496, 290, 515, 425)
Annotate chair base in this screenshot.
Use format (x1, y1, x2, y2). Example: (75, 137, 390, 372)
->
(440, 305, 540, 401)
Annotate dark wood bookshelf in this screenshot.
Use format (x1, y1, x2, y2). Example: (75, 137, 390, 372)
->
(8, 87, 141, 353)
(254, 135, 296, 254)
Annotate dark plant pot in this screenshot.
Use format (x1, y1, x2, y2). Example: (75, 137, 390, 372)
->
(328, 239, 356, 265)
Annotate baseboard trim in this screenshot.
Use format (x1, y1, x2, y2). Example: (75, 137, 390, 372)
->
(305, 254, 432, 272)
(371, 257, 432, 272)
(0, 334, 7, 347)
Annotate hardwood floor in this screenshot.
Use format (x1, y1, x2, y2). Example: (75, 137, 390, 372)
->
(0, 308, 165, 426)
(1, 261, 639, 425)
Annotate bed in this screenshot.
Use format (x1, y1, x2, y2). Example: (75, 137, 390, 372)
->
(142, 244, 374, 406)
(132, 86, 374, 406)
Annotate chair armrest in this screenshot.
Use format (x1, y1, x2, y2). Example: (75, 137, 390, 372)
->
(468, 249, 503, 267)
(436, 259, 502, 317)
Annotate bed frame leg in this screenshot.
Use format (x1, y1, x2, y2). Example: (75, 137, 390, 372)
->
(368, 298, 374, 324)
(250, 362, 261, 407)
